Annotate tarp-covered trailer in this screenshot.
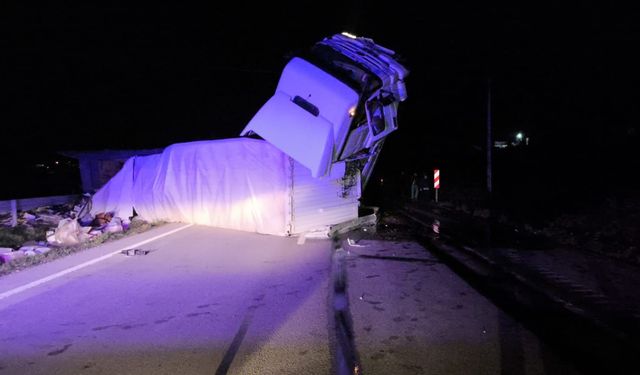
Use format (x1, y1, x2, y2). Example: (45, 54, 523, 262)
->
(91, 33, 408, 236)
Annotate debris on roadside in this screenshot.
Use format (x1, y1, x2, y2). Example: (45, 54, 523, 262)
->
(121, 248, 150, 256)
(0, 250, 26, 264)
(47, 218, 91, 247)
(18, 245, 51, 256)
(0, 195, 135, 266)
(91, 212, 113, 227)
(347, 238, 367, 247)
(105, 217, 123, 233)
(22, 213, 36, 222)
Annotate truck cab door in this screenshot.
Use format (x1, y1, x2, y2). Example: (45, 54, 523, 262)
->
(241, 92, 335, 178)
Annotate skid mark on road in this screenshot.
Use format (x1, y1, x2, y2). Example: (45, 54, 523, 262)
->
(47, 344, 72, 356)
(214, 306, 256, 375)
(154, 316, 175, 324)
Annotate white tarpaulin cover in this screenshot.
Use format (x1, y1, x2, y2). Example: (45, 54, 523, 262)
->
(91, 138, 290, 235)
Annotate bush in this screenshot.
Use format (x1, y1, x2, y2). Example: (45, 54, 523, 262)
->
(0, 225, 48, 249)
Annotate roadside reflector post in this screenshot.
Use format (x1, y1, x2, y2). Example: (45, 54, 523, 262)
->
(434, 169, 440, 203)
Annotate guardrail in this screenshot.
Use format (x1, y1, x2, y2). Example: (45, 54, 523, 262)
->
(0, 194, 80, 227)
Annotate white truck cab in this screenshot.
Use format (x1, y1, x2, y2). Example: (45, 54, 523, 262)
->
(241, 33, 409, 186)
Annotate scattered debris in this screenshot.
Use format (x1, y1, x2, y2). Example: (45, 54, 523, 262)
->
(92, 212, 113, 227)
(432, 219, 440, 235)
(121, 249, 150, 256)
(23, 213, 36, 222)
(18, 245, 51, 256)
(48, 218, 91, 247)
(0, 251, 25, 264)
(105, 217, 123, 233)
(296, 234, 307, 245)
(347, 238, 367, 247)
(0, 195, 135, 266)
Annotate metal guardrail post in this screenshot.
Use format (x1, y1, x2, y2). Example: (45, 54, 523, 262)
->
(11, 200, 17, 227)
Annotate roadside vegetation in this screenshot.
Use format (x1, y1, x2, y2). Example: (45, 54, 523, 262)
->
(419, 189, 640, 265)
(0, 219, 166, 277)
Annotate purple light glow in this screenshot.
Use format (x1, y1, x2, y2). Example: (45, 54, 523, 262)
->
(0, 226, 333, 372)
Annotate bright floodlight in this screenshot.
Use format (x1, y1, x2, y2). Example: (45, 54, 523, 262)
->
(516, 132, 523, 140)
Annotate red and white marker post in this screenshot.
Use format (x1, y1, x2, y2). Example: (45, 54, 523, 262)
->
(434, 169, 440, 202)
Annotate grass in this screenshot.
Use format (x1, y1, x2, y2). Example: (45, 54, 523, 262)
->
(0, 219, 167, 277)
(0, 225, 49, 249)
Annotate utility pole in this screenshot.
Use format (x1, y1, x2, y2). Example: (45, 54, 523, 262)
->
(486, 78, 493, 198)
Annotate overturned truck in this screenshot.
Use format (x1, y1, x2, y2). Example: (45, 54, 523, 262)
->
(91, 33, 409, 236)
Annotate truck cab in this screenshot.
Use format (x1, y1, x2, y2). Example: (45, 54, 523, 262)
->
(241, 33, 409, 187)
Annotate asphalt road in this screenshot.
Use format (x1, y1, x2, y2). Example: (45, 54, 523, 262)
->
(0, 223, 333, 374)
(343, 237, 581, 375)
(0, 222, 583, 374)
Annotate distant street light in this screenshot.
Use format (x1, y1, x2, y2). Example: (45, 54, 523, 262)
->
(513, 132, 525, 146)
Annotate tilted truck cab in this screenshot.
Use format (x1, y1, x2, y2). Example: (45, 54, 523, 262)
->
(241, 33, 409, 186)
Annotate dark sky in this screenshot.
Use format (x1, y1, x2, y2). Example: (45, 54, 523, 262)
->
(2, 3, 639, 183)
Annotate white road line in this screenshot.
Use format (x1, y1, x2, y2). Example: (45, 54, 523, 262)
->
(0, 223, 194, 301)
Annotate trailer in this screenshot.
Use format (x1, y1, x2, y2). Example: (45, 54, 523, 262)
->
(90, 33, 408, 236)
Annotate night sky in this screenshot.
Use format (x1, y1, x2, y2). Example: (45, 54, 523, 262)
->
(2, 3, 639, 200)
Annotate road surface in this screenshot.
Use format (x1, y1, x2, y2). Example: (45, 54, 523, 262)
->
(0, 223, 581, 374)
(0, 223, 332, 374)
